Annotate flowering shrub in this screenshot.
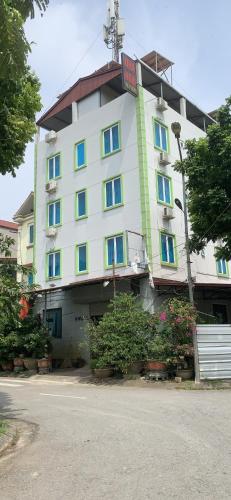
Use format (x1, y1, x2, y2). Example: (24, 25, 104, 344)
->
(154, 298, 196, 346)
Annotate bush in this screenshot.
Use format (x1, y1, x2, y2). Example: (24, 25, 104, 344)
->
(88, 293, 152, 373)
(153, 298, 196, 346)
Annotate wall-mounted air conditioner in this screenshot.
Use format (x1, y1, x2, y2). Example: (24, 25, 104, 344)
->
(46, 227, 57, 238)
(45, 130, 57, 144)
(162, 207, 175, 221)
(159, 152, 171, 166)
(156, 97, 168, 112)
(45, 180, 57, 193)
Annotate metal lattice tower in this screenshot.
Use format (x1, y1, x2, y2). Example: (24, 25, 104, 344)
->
(103, 0, 125, 63)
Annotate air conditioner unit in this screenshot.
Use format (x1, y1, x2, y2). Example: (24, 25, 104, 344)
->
(45, 130, 57, 144)
(45, 180, 57, 193)
(162, 207, 175, 221)
(156, 97, 168, 112)
(159, 152, 171, 166)
(46, 227, 57, 238)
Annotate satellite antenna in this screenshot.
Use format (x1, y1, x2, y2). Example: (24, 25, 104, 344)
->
(103, 0, 125, 62)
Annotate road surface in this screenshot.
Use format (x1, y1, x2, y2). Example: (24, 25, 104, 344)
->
(0, 378, 231, 499)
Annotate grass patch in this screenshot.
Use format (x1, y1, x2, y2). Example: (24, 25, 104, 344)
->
(177, 380, 231, 390)
(0, 421, 7, 436)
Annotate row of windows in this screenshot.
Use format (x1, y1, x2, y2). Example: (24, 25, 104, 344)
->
(46, 173, 173, 228)
(47, 234, 124, 279)
(47, 119, 169, 181)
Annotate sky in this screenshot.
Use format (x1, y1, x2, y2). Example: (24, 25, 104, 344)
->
(1, 0, 231, 221)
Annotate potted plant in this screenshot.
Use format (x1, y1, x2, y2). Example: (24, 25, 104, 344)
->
(0, 358, 14, 372)
(13, 355, 24, 372)
(175, 344, 194, 380)
(90, 359, 114, 378)
(145, 336, 172, 372)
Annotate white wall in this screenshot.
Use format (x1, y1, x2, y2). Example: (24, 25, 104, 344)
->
(35, 92, 142, 288)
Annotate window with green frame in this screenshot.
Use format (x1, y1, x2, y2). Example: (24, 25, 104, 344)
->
(104, 176, 122, 209)
(28, 271, 33, 285)
(48, 154, 60, 180)
(102, 123, 120, 156)
(48, 200, 61, 227)
(47, 251, 61, 279)
(154, 120, 168, 152)
(28, 223, 34, 245)
(160, 232, 176, 265)
(157, 173, 172, 205)
(76, 243, 88, 273)
(106, 234, 124, 267)
(76, 190, 87, 219)
(217, 258, 229, 276)
(75, 140, 86, 169)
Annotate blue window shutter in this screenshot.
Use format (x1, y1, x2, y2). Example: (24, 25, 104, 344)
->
(104, 129, 111, 155)
(114, 178, 121, 204)
(107, 238, 114, 265)
(164, 177, 171, 204)
(106, 182, 113, 207)
(78, 191, 86, 216)
(55, 155, 60, 177)
(79, 245, 86, 272)
(112, 125, 119, 151)
(55, 201, 61, 225)
(49, 158, 54, 180)
(49, 204, 54, 226)
(161, 126, 167, 151)
(116, 236, 123, 264)
(155, 122, 161, 148)
(28, 272, 33, 285)
(158, 175, 164, 201)
(55, 252, 60, 276)
(161, 234, 167, 262)
(48, 254, 53, 277)
(168, 236, 174, 263)
(77, 142, 85, 167)
(222, 259, 226, 274)
(29, 225, 34, 244)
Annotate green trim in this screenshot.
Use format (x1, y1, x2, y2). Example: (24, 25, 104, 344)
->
(156, 171, 173, 208)
(74, 139, 87, 171)
(46, 248, 62, 281)
(75, 189, 88, 220)
(47, 198, 62, 228)
(136, 86, 152, 267)
(103, 175, 124, 211)
(101, 121, 121, 159)
(104, 232, 127, 270)
(153, 117, 170, 153)
(76, 242, 89, 275)
(46, 152, 62, 182)
(33, 141, 38, 281)
(159, 230, 178, 268)
(216, 258, 229, 278)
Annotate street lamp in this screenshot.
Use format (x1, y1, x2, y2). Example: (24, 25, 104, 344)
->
(171, 122, 200, 383)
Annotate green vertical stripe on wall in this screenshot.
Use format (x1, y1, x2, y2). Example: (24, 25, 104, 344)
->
(136, 85, 152, 267)
(33, 141, 37, 281)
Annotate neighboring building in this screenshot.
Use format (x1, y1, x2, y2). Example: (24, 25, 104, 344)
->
(13, 192, 34, 285)
(0, 219, 18, 263)
(33, 52, 231, 361)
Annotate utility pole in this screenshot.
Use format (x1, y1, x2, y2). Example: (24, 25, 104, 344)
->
(103, 0, 125, 63)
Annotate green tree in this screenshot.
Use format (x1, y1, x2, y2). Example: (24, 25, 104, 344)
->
(175, 96, 231, 260)
(0, 0, 49, 175)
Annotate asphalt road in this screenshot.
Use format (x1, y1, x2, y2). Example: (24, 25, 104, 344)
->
(0, 378, 231, 500)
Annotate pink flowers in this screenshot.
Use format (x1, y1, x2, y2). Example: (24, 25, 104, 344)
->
(175, 317, 182, 324)
(159, 311, 167, 321)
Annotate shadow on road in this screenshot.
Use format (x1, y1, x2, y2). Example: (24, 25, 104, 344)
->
(0, 390, 24, 420)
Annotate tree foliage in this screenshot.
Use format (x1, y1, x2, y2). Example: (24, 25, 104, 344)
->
(0, 0, 49, 175)
(175, 96, 231, 260)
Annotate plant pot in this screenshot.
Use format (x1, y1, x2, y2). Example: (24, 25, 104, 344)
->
(1, 361, 13, 371)
(176, 368, 194, 380)
(146, 360, 167, 371)
(14, 358, 24, 368)
(94, 368, 114, 378)
(128, 361, 144, 374)
(38, 358, 51, 369)
(23, 358, 38, 371)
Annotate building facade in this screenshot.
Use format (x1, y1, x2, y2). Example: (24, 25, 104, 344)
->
(13, 192, 34, 285)
(0, 220, 18, 263)
(33, 54, 231, 361)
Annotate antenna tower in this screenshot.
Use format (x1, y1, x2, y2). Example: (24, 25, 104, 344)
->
(103, 0, 125, 63)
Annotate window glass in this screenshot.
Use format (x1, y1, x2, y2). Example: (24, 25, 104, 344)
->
(107, 238, 114, 266)
(29, 224, 34, 244)
(48, 252, 60, 278)
(48, 253, 53, 278)
(78, 191, 86, 217)
(154, 122, 161, 148)
(103, 124, 120, 156)
(78, 245, 87, 272)
(48, 201, 61, 226)
(112, 125, 119, 151)
(164, 177, 171, 204)
(106, 182, 113, 207)
(104, 129, 111, 155)
(48, 203, 54, 227)
(28, 272, 33, 285)
(105, 177, 122, 208)
(55, 252, 60, 277)
(44, 308, 62, 338)
(55, 155, 60, 177)
(77, 142, 85, 168)
(161, 233, 175, 265)
(217, 258, 227, 275)
(157, 174, 171, 205)
(48, 155, 60, 180)
(55, 201, 61, 225)
(107, 235, 124, 266)
(49, 158, 54, 180)
(161, 126, 167, 152)
(114, 178, 121, 204)
(168, 236, 174, 263)
(116, 236, 123, 264)
(161, 234, 168, 263)
(157, 175, 164, 202)
(154, 121, 168, 151)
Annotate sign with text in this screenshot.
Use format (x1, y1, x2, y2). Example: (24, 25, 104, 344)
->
(121, 53, 138, 97)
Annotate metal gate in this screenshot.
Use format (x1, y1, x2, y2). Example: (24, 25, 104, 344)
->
(197, 325, 231, 380)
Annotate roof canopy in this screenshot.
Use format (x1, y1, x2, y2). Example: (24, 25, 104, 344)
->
(13, 192, 34, 221)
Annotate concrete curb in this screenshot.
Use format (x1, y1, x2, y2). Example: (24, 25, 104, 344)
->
(0, 421, 18, 457)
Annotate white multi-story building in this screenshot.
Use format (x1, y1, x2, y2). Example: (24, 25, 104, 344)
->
(13, 192, 34, 285)
(34, 52, 231, 361)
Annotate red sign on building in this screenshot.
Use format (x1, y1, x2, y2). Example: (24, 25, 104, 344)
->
(121, 53, 138, 97)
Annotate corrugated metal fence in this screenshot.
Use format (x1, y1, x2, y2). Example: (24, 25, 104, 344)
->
(197, 325, 231, 380)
